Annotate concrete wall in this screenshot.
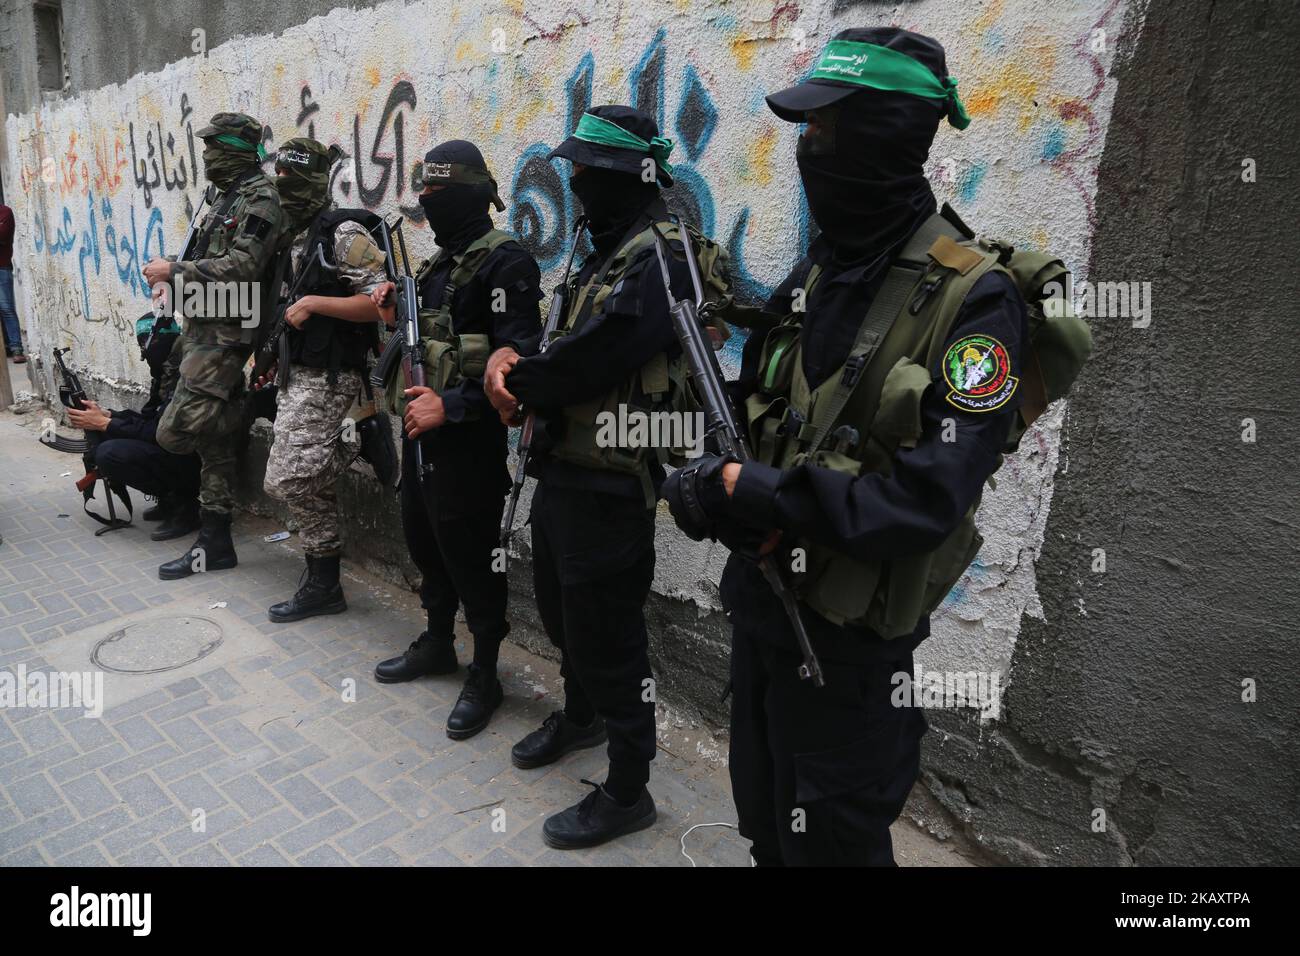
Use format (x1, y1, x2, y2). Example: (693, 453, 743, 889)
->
(8, 0, 1290, 866)
(928, 0, 1298, 866)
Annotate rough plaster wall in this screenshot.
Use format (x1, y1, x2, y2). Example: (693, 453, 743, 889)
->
(3, 0, 1141, 713)
(926, 0, 1300, 866)
(0, 0, 1177, 859)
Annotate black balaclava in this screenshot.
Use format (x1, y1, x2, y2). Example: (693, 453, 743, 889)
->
(570, 166, 659, 257)
(797, 87, 941, 264)
(418, 140, 498, 252)
(136, 329, 179, 408)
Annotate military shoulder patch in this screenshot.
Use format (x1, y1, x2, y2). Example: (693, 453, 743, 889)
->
(242, 214, 273, 241)
(341, 232, 385, 270)
(942, 333, 1019, 413)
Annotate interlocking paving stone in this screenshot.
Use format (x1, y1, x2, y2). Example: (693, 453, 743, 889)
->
(62, 773, 119, 819)
(0, 414, 964, 868)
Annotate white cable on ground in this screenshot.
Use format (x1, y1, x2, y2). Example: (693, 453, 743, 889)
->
(680, 820, 739, 867)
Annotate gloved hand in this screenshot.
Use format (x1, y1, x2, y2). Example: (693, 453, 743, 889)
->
(663, 455, 774, 559)
(662, 454, 733, 541)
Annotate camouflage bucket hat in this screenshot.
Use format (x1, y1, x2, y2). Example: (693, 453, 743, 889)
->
(197, 112, 267, 158)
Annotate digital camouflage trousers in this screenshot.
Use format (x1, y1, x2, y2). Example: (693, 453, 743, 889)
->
(263, 365, 362, 557)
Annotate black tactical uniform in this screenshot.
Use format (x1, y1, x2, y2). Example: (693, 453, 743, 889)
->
(95, 328, 201, 541)
(493, 106, 701, 850)
(374, 141, 542, 742)
(664, 28, 1027, 866)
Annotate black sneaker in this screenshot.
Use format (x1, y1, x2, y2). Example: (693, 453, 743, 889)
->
(374, 632, 458, 683)
(542, 780, 657, 850)
(446, 664, 503, 740)
(511, 710, 606, 770)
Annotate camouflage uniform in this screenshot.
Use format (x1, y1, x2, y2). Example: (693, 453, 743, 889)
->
(262, 210, 386, 557)
(156, 113, 285, 517)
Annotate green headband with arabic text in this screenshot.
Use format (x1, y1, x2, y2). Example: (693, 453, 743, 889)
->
(810, 39, 971, 130)
(570, 112, 675, 179)
(211, 132, 268, 160)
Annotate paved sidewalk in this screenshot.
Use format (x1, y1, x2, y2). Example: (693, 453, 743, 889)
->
(0, 409, 970, 866)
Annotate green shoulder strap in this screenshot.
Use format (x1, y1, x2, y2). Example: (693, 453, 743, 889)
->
(448, 228, 516, 290)
(427, 229, 517, 338)
(802, 213, 963, 453)
(565, 213, 659, 335)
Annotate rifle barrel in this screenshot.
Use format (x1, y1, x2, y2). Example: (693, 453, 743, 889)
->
(650, 226, 826, 688)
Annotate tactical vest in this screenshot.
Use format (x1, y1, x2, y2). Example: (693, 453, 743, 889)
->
(184, 168, 278, 349)
(546, 219, 731, 504)
(745, 207, 1091, 638)
(287, 209, 382, 376)
(383, 228, 515, 418)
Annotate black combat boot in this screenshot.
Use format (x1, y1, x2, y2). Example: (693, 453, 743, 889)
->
(150, 497, 201, 542)
(542, 781, 657, 850)
(374, 632, 458, 683)
(511, 710, 607, 770)
(142, 495, 173, 521)
(446, 664, 504, 740)
(268, 554, 348, 623)
(158, 510, 237, 580)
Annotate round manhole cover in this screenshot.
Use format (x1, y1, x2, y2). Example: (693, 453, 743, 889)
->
(91, 616, 224, 674)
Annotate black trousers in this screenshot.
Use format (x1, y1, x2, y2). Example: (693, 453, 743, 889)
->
(95, 438, 201, 501)
(529, 479, 657, 798)
(723, 557, 927, 867)
(399, 441, 508, 657)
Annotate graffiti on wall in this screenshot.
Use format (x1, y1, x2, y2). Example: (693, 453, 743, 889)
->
(2, 0, 1143, 715)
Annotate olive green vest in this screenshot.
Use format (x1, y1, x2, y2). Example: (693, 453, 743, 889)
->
(545, 220, 692, 502)
(383, 228, 515, 417)
(745, 211, 1086, 637)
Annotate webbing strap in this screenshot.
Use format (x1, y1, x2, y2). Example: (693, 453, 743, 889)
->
(191, 168, 260, 261)
(432, 230, 516, 337)
(803, 264, 918, 453)
(899, 212, 959, 265)
(83, 478, 133, 528)
(802, 213, 964, 453)
(568, 213, 657, 334)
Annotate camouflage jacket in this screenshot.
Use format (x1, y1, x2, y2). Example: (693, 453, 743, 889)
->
(171, 170, 285, 347)
(287, 205, 386, 297)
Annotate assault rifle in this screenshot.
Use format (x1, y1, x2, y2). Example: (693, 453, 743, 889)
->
(369, 218, 430, 488)
(141, 186, 215, 359)
(649, 217, 825, 688)
(249, 243, 339, 390)
(499, 215, 586, 564)
(40, 348, 133, 535)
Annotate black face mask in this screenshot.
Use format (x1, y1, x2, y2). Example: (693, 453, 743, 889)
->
(569, 167, 658, 255)
(419, 183, 493, 251)
(796, 91, 941, 263)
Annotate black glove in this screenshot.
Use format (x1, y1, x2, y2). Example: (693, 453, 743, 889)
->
(662, 454, 733, 541)
(662, 454, 772, 559)
(713, 516, 773, 563)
